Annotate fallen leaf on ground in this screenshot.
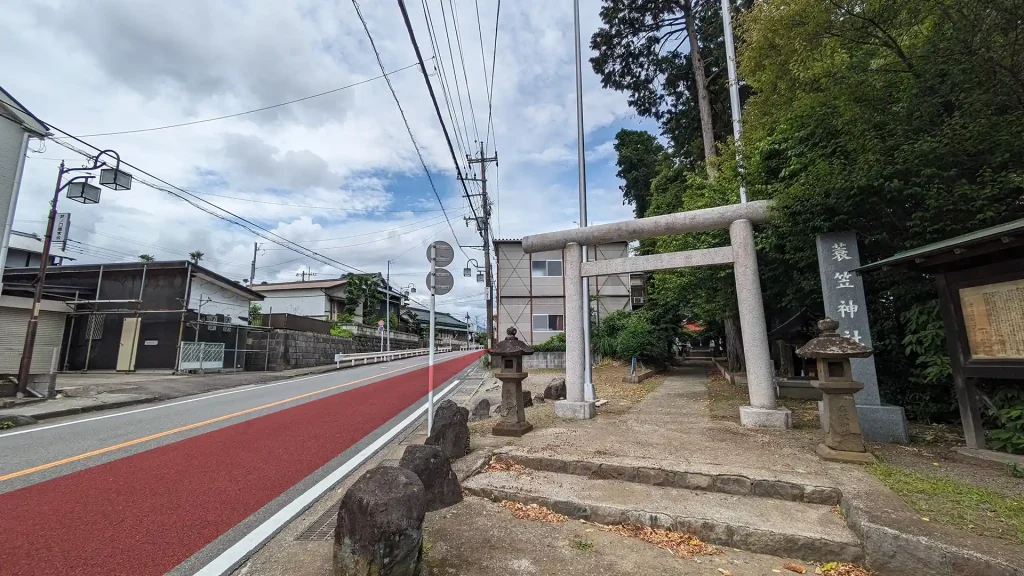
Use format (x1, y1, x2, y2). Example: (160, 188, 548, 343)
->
(818, 563, 879, 576)
(784, 563, 807, 574)
(599, 523, 718, 558)
(717, 569, 732, 576)
(498, 501, 567, 523)
(483, 459, 530, 474)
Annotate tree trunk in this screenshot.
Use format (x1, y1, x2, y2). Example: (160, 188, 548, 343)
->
(724, 316, 745, 374)
(681, 0, 718, 177)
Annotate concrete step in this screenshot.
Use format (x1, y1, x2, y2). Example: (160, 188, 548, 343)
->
(464, 469, 863, 565)
(497, 451, 844, 506)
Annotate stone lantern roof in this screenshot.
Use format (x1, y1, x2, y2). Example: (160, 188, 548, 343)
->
(796, 318, 873, 359)
(490, 327, 535, 357)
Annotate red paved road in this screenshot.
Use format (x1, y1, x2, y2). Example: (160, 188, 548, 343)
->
(0, 353, 482, 576)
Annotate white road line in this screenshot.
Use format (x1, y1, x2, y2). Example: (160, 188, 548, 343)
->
(192, 377, 465, 576)
(0, 352, 467, 439)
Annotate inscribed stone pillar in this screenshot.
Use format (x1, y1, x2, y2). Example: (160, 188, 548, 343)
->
(815, 231, 909, 443)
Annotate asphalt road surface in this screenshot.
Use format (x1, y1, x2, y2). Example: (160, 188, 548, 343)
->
(0, 350, 483, 576)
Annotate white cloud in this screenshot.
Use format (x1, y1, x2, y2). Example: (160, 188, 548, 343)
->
(2, 0, 640, 324)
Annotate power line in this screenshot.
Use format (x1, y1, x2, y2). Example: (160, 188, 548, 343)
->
(187, 190, 446, 213)
(473, 0, 492, 112)
(396, 0, 481, 229)
(444, 0, 482, 142)
(264, 215, 459, 250)
(55, 61, 427, 138)
(434, 0, 476, 149)
(422, 1, 476, 182)
(264, 212, 449, 245)
(351, 0, 468, 260)
(484, 0, 501, 151)
(49, 136, 370, 275)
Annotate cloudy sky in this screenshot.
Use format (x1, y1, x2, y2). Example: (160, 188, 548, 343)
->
(1, 0, 653, 326)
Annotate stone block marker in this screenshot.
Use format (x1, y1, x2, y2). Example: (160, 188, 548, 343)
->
(399, 445, 462, 512)
(816, 230, 908, 443)
(425, 400, 469, 460)
(543, 378, 566, 400)
(334, 466, 426, 576)
(470, 398, 490, 421)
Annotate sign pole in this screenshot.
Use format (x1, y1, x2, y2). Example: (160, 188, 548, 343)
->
(428, 244, 436, 434)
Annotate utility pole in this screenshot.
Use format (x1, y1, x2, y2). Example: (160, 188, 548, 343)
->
(467, 141, 497, 349)
(573, 0, 596, 402)
(385, 259, 392, 352)
(249, 242, 258, 285)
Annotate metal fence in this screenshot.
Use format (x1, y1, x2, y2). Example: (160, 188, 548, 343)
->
(178, 341, 226, 371)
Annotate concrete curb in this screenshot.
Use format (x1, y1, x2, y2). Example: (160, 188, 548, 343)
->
(31, 397, 160, 422)
(0, 414, 39, 428)
(465, 482, 863, 564)
(841, 498, 1023, 576)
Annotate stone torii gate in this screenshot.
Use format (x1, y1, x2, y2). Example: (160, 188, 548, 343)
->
(521, 200, 791, 429)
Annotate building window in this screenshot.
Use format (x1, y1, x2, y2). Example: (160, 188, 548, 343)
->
(84, 314, 105, 341)
(531, 260, 562, 277)
(532, 314, 564, 331)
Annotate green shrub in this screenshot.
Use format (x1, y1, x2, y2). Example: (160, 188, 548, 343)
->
(330, 324, 354, 338)
(986, 387, 1024, 455)
(591, 310, 672, 365)
(533, 332, 566, 352)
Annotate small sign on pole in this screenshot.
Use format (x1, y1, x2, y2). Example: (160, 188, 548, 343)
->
(427, 241, 454, 268)
(425, 240, 456, 433)
(54, 212, 71, 250)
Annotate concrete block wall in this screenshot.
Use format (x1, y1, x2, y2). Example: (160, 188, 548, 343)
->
(245, 330, 426, 371)
(524, 351, 565, 370)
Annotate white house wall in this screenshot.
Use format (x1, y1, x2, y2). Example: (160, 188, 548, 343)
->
(258, 288, 327, 319)
(0, 118, 23, 239)
(188, 276, 253, 325)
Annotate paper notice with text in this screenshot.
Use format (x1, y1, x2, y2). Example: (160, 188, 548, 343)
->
(959, 278, 1024, 360)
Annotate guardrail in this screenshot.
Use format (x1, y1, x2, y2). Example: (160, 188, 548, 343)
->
(334, 347, 453, 369)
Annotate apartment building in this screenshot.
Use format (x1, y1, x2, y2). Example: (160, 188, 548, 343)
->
(494, 239, 634, 345)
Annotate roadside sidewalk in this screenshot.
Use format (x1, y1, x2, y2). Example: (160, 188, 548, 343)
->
(1, 358, 419, 427)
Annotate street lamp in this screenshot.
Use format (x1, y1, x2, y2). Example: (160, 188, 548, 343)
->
(16, 150, 131, 396)
(463, 258, 480, 277)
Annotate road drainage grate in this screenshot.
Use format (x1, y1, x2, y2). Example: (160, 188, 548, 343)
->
(295, 504, 339, 542)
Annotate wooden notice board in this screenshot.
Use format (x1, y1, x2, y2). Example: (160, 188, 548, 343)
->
(959, 278, 1024, 360)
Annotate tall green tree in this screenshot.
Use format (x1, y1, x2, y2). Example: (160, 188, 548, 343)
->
(738, 0, 1024, 414)
(591, 0, 753, 167)
(344, 274, 384, 323)
(613, 129, 670, 218)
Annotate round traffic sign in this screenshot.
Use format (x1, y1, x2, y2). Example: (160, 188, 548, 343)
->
(427, 268, 455, 295)
(427, 241, 455, 268)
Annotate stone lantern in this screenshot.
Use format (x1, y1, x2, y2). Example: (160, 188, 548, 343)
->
(489, 327, 534, 437)
(797, 318, 876, 464)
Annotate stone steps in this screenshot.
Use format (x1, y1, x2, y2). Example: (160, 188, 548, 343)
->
(497, 452, 843, 506)
(464, 469, 863, 564)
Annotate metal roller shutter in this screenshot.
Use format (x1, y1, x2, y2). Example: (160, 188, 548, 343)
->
(0, 308, 67, 373)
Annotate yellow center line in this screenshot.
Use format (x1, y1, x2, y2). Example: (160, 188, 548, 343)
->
(0, 360, 431, 483)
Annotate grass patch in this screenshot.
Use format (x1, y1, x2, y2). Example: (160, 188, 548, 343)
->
(868, 461, 1024, 544)
(570, 537, 594, 552)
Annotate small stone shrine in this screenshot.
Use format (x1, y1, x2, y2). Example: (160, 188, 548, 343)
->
(489, 327, 534, 437)
(797, 318, 876, 464)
